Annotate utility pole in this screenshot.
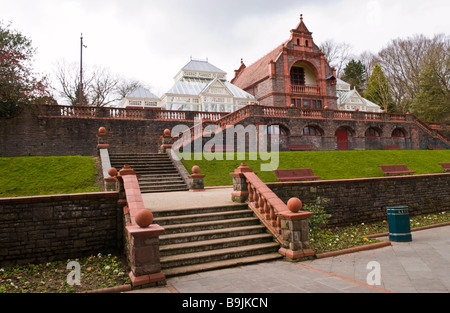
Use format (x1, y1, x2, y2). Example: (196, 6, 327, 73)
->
(79, 33, 87, 106)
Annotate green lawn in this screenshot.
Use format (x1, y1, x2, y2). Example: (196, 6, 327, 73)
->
(179, 150, 450, 186)
(0, 156, 102, 198)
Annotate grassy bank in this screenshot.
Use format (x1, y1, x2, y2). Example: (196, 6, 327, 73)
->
(180, 150, 450, 186)
(0, 156, 102, 197)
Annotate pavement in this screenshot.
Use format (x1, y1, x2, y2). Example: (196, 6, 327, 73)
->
(141, 186, 235, 212)
(131, 187, 450, 293)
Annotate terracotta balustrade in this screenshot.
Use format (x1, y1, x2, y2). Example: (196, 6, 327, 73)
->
(230, 164, 315, 260)
(110, 165, 165, 288)
(290, 84, 321, 95)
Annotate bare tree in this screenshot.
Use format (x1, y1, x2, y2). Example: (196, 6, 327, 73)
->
(319, 39, 354, 78)
(377, 34, 448, 113)
(54, 60, 94, 106)
(116, 78, 143, 99)
(358, 50, 380, 84)
(89, 66, 120, 107)
(53, 60, 146, 107)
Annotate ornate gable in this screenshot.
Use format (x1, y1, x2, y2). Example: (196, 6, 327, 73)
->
(290, 14, 315, 52)
(292, 14, 312, 35)
(202, 79, 233, 97)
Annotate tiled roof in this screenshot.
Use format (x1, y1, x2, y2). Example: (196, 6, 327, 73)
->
(232, 42, 286, 90)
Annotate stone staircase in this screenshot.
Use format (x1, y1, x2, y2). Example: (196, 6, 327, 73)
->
(109, 153, 188, 193)
(153, 204, 282, 277)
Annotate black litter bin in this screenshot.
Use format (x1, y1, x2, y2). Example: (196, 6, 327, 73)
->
(386, 206, 412, 242)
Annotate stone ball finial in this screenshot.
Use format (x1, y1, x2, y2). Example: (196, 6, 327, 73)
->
(287, 197, 302, 213)
(108, 167, 117, 177)
(99, 127, 107, 134)
(135, 209, 154, 228)
(164, 129, 171, 136)
(192, 165, 200, 174)
(324, 106, 328, 110)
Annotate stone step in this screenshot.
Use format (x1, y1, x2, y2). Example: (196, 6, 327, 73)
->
(159, 233, 275, 257)
(111, 163, 175, 168)
(154, 209, 254, 226)
(109, 153, 166, 157)
(152, 204, 249, 218)
(139, 174, 183, 179)
(162, 253, 282, 277)
(159, 225, 267, 245)
(109, 152, 189, 193)
(160, 242, 280, 270)
(160, 217, 261, 235)
(137, 170, 180, 176)
(140, 173, 182, 178)
(118, 168, 179, 174)
(139, 178, 185, 184)
(139, 182, 187, 189)
(141, 187, 188, 194)
(110, 162, 172, 166)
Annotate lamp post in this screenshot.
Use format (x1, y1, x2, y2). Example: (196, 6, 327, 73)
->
(79, 33, 87, 106)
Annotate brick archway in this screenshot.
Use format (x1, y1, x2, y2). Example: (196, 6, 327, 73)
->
(289, 59, 321, 80)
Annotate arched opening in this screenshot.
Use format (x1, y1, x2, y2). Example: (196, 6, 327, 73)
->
(266, 125, 289, 150)
(365, 127, 382, 150)
(267, 125, 289, 136)
(365, 127, 382, 137)
(392, 128, 406, 138)
(301, 125, 323, 136)
(335, 126, 354, 151)
(290, 61, 320, 96)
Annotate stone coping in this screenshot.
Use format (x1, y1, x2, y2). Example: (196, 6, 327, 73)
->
(267, 172, 450, 187)
(0, 191, 119, 204)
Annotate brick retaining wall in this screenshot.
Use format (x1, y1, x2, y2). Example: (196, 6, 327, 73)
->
(0, 192, 122, 266)
(1, 104, 447, 157)
(267, 173, 450, 227)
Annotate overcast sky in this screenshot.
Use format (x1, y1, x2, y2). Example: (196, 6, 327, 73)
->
(2, 0, 449, 99)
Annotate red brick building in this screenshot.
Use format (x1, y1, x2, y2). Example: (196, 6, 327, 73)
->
(231, 15, 338, 110)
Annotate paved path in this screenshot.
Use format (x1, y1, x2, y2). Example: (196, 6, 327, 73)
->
(134, 188, 450, 293)
(142, 187, 234, 212)
(127, 225, 450, 293)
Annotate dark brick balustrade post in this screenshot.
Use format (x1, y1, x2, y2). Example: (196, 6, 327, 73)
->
(188, 165, 205, 191)
(96, 126, 109, 149)
(230, 163, 253, 203)
(159, 129, 174, 154)
(277, 198, 315, 261)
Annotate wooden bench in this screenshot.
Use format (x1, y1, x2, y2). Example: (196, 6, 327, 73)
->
(428, 145, 444, 150)
(210, 145, 234, 152)
(383, 145, 401, 150)
(287, 144, 314, 151)
(439, 163, 450, 172)
(378, 164, 416, 176)
(273, 168, 320, 181)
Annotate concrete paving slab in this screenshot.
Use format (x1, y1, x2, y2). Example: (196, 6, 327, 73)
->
(142, 187, 234, 212)
(126, 225, 450, 294)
